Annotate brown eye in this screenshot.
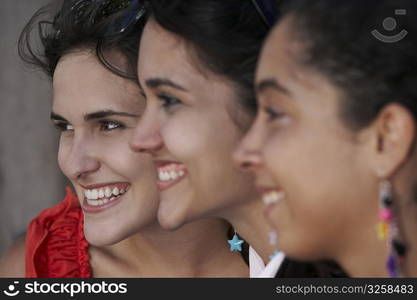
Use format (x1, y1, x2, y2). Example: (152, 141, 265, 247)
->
(99, 120, 125, 131)
(264, 106, 285, 121)
(158, 93, 182, 109)
(53, 121, 74, 132)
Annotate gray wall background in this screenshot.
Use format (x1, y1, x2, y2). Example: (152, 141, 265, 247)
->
(0, 0, 67, 254)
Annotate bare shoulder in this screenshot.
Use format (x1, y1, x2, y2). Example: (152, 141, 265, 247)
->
(0, 236, 26, 277)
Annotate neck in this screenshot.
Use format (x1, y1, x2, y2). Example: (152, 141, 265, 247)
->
(90, 218, 248, 277)
(221, 199, 276, 264)
(337, 223, 390, 277)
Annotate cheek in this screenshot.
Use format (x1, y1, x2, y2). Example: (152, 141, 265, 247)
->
(104, 141, 154, 178)
(161, 118, 212, 160)
(262, 130, 303, 185)
(264, 128, 368, 232)
(263, 130, 349, 215)
(57, 137, 70, 177)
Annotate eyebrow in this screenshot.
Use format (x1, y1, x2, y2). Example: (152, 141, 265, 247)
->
(256, 78, 292, 97)
(145, 78, 188, 92)
(50, 112, 68, 122)
(50, 110, 139, 122)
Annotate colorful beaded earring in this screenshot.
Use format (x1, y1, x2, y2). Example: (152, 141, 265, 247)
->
(377, 180, 407, 277)
(377, 180, 393, 241)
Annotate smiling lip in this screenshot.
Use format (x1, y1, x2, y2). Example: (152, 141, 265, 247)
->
(80, 182, 130, 214)
(155, 160, 188, 191)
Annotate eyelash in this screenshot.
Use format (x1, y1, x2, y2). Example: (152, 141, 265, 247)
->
(53, 120, 125, 132)
(53, 122, 73, 132)
(264, 106, 285, 122)
(99, 120, 125, 131)
(157, 93, 182, 109)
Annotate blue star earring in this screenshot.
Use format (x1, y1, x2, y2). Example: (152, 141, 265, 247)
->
(228, 232, 244, 252)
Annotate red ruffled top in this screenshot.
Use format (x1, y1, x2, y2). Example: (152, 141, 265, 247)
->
(25, 187, 91, 278)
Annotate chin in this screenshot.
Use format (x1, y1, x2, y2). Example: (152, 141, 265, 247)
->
(83, 224, 132, 247)
(84, 232, 123, 247)
(157, 206, 187, 231)
(279, 234, 328, 262)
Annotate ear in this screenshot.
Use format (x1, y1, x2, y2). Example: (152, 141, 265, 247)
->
(369, 103, 416, 178)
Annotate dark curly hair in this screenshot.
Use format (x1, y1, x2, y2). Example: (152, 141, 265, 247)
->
(283, 0, 417, 131)
(18, 0, 147, 81)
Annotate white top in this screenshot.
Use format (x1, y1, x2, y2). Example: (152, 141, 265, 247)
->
(249, 246, 285, 278)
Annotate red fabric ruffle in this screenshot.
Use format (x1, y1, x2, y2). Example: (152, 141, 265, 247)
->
(25, 187, 91, 278)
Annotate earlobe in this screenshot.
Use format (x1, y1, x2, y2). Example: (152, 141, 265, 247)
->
(373, 103, 416, 178)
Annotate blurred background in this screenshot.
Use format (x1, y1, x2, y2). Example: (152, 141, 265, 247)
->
(0, 0, 67, 255)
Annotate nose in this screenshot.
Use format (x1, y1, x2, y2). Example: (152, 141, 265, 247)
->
(233, 119, 264, 172)
(129, 105, 164, 154)
(60, 134, 100, 180)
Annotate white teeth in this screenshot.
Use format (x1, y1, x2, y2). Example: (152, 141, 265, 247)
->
(158, 169, 186, 181)
(86, 193, 121, 206)
(263, 191, 286, 205)
(87, 199, 98, 206)
(163, 172, 170, 180)
(83, 185, 129, 206)
(105, 187, 112, 197)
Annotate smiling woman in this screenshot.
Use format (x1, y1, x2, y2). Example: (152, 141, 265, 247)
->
(128, 0, 346, 278)
(0, 0, 248, 278)
(51, 50, 155, 247)
(236, 0, 417, 277)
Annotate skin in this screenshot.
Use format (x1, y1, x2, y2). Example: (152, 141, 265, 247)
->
(129, 19, 276, 263)
(53, 50, 159, 246)
(0, 50, 248, 278)
(235, 16, 417, 277)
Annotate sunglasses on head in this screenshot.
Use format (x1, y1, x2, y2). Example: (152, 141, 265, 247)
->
(251, 0, 279, 28)
(117, 0, 279, 32)
(69, 0, 278, 38)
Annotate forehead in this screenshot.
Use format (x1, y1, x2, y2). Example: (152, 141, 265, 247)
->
(257, 17, 340, 95)
(53, 51, 142, 110)
(138, 19, 238, 101)
(138, 19, 200, 82)
(256, 18, 303, 82)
